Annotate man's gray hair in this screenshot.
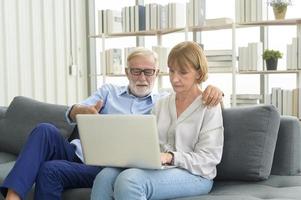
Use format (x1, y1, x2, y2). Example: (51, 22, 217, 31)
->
(127, 47, 159, 68)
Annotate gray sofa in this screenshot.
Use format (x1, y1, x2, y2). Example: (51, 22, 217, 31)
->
(0, 96, 300, 200)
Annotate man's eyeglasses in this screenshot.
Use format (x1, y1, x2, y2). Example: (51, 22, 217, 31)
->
(128, 68, 156, 76)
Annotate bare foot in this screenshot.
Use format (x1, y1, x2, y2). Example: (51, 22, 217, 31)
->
(6, 189, 20, 200)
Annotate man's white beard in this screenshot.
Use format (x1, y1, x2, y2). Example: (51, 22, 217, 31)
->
(129, 82, 152, 97)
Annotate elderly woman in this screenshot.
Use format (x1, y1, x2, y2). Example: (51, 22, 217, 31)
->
(91, 41, 224, 200)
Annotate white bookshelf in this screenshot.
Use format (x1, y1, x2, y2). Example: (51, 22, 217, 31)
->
(89, 1, 301, 119)
(237, 18, 301, 119)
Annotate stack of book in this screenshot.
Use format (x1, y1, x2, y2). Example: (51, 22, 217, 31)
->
(186, 0, 206, 27)
(98, 9, 122, 34)
(205, 49, 233, 73)
(122, 5, 146, 32)
(238, 42, 263, 71)
(235, 0, 267, 23)
(101, 48, 123, 75)
(145, 2, 186, 31)
(286, 37, 300, 70)
(231, 94, 262, 106)
(270, 88, 301, 117)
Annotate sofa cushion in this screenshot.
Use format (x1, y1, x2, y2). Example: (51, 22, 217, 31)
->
(0, 152, 16, 164)
(271, 116, 301, 175)
(0, 107, 6, 119)
(0, 161, 15, 184)
(0, 96, 74, 155)
(216, 105, 280, 181)
(175, 175, 301, 200)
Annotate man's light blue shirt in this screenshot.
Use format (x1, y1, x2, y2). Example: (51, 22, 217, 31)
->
(66, 84, 167, 161)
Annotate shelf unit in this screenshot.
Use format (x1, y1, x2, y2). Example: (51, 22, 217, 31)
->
(89, 1, 300, 119)
(237, 18, 301, 89)
(236, 18, 301, 119)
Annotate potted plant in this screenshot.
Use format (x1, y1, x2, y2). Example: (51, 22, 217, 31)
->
(268, 0, 292, 20)
(262, 49, 282, 70)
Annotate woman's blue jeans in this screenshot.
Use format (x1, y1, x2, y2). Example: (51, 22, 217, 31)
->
(91, 167, 213, 200)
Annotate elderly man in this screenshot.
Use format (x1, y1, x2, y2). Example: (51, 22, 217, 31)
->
(1, 47, 223, 200)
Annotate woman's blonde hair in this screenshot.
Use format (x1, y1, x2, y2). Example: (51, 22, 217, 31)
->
(167, 41, 208, 83)
(127, 47, 159, 68)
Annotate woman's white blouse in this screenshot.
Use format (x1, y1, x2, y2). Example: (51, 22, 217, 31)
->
(151, 93, 224, 180)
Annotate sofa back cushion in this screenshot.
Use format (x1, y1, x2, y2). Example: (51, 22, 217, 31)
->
(0, 96, 74, 155)
(216, 105, 280, 181)
(271, 116, 301, 175)
(0, 107, 7, 119)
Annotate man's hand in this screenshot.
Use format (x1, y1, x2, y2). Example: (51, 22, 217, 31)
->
(160, 152, 173, 165)
(202, 85, 223, 107)
(69, 100, 103, 122)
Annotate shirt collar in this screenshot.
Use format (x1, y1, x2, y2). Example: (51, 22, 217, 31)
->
(117, 86, 156, 103)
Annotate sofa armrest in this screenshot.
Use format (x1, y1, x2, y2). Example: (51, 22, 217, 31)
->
(271, 116, 301, 175)
(0, 106, 7, 119)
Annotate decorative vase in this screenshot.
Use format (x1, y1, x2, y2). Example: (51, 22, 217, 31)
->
(266, 58, 278, 70)
(273, 4, 287, 20)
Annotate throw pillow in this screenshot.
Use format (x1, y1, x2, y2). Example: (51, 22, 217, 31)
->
(0, 96, 74, 155)
(216, 105, 280, 181)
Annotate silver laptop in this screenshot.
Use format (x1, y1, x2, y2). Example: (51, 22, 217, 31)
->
(76, 114, 171, 169)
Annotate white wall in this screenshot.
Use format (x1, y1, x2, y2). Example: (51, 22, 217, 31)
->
(0, 0, 88, 106)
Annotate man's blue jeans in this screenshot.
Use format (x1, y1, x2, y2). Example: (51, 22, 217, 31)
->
(91, 167, 213, 200)
(0, 123, 101, 200)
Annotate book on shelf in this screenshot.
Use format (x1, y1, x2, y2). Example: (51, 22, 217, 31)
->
(187, 1, 194, 27)
(238, 47, 248, 71)
(121, 7, 127, 32)
(298, 24, 301, 70)
(208, 67, 232, 73)
(107, 10, 122, 34)
(292, 37, 298, 70)
(98, 10, 104, 35)
(187, 0, 206, 27)
(235, 0, 267, 23)
(292, 88, 299, 117)
(208, 61, 232, 67)
(205, 49, 233, 71)
(270, 87, 301, 117)
(168, 3, 186, 29)
(271, 87, 282, 114)
(194, 0, 206, 26)
(238, 42, 263, 71)
(232, 94, 262, 100)
(245, 0, 252, 22)
(231, 93, 261, 106)
(97, 9, 122, 34)
(157, 4, 168, 30)
(204, 17, 232, 26)
(206, 55, 232, 61)
(286, 44, 292, 70)
(235, 0, 244, 23)
(204, 49, 232, 56)
(145, 3, 158, 31)
(281, 90, 292, 116)
(124, 6, 130, 32)
(286, 37, 298, 70)
(134, 5, 146, 32)
(124, 47, 138, 68)
(151, 3, 158, 30)
(130, 6, 135, 32)
(297, 88, 301, 119)
(152, 46, 170, 74)
(101, 49, 123, 75)
(250, 42, 263, 71)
